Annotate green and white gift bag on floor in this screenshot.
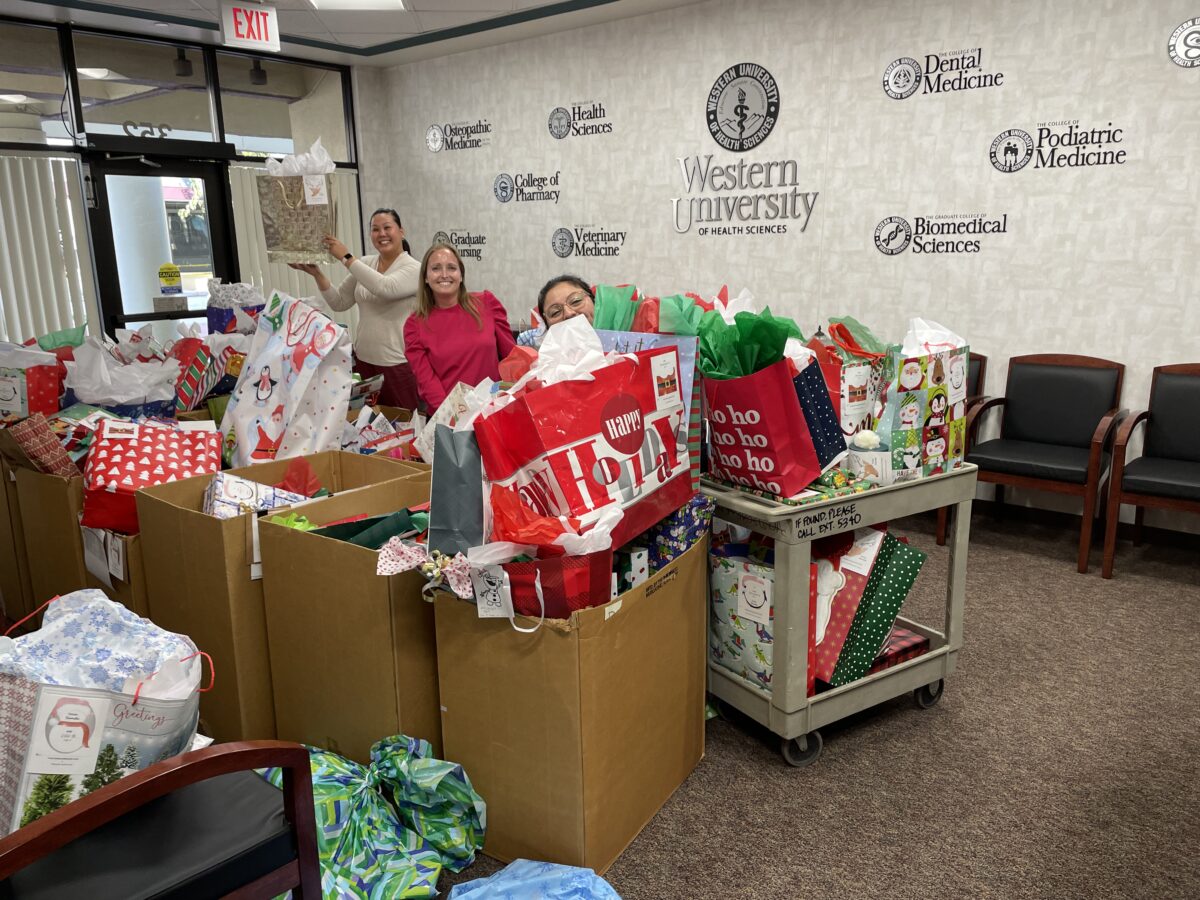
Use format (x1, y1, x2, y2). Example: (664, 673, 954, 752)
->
(829, 532, 927, 686)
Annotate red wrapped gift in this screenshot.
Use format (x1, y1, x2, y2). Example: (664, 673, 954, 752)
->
(811, 526, 887, 683)
(507, 548, 615, 619)
(81, 419, 221, 533)
(867, 625, 929, 674)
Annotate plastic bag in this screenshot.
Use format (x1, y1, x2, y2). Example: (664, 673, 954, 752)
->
(449, 859, 621, 900)
(264, 137, 336, 176)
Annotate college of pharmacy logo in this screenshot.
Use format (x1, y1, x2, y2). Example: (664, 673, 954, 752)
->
(1169, 18, 1200, 67)
(431, 231, 450, 246)
(548, 106, 572, 139)
(989, 128, 1034, 172)
(493, 173, 515, 203)
(706, 62, 780, 152)
(551, 227, 575, 258)
(883, 57, 922, 99)
(425, 125, 444, 153)
(874, 217, 912, 254)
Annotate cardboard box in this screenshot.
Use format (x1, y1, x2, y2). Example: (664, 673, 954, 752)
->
(258, 473, 438, 763)
(13, 468, 88, 607)
(177, 409, 213, 422)
(435, 540, 707, 874)
(135, 451, 428, 742)
(0, 458, 35, 621)
(82, 529, 150, 619)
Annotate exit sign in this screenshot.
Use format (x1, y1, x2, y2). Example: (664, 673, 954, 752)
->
(220, 2, 280, 53)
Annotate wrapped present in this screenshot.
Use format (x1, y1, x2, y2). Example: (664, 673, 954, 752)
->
(349, 373, 385, 411)
(811, 527, 887, 683)
(867, 625, 929, 674)
(0, 413, 78, 477)
(829, 533, 927, 685)
(498, 345, 537, 383)
(82, 419, 222, 534)
(202, 471, 308, 520)
(615, 546, 649, 591)
(643, 492, 714, 572)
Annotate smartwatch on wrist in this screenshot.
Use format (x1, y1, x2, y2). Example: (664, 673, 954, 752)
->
(342, 253, 353, 262)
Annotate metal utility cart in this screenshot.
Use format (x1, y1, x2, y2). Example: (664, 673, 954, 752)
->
(702, 464, 977, 767)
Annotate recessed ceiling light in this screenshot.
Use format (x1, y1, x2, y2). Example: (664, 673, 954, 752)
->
(0, 94, 30, 103)
(77, 68, 111, 79)
(154, 22, 170, 28)
(309, 1, 407, 10)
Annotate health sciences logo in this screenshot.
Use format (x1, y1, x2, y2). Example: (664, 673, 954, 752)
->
(1169, 18, 1200, 67)
(552, 226, 625, 258)
(706, 62, 780, 152)
(875, 213, 1010, 254)
(990, 121, 1126, 172)
(494, 171, 561, 204)
(548, 102, 613, 139)
(425, 119, 492, 152)
(883, 48, 1004, 99)
(431, 229, 487, 260)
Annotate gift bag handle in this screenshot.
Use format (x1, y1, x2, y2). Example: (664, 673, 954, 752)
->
(131, 651, 216, 705)
(506, 570, 544, 634)
(276, 179, 301, 210)
(828, 323, 887, 360)
(4, 596, 59, 636)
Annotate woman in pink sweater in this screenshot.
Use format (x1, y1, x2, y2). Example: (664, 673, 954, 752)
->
(403, 243, 516, 412)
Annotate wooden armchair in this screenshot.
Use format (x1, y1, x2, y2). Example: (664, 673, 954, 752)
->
(1101, 363, 1200, 578)
(962, 354, 1125, 573)
(936, 353, 987, 544)
(0, 741, 319, 899)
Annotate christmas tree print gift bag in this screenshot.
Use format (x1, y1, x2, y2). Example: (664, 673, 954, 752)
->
(0, 590, 205, 835)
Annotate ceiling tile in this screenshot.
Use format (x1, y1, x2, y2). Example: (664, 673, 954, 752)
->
(333, 32, 417, 48)
(313, 10, 422, 33)
(276, 10, 333, 34)
(412, 9, 502, 31)
(406, 1, 515, 11)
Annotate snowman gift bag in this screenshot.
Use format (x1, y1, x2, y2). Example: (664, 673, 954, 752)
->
(220, 292, 353, 467)
(870, 319, 968, 484)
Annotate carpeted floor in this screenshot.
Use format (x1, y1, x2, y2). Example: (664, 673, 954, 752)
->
(443, 512, 1200, 899)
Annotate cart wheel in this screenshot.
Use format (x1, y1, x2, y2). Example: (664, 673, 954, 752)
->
(914, 680, 945, 709)
(715, 699, 739, 722)
(780, 731, 823, 768)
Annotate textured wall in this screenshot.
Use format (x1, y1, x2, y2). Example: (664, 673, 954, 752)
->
(354, 0, 1200, 529)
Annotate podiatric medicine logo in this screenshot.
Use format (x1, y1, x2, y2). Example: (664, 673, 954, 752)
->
(874, 217, 912, 254)
(493, 173, 515, 203)
(1169, 18, 1200, 67)
(882, 58, 922, 99)
(495, 171, 561, 204)
(552, 226, 625, 258)
(548, 102, 612, 139)
(989, 129, 1033, 172)
(706, 63, 780, 152)
(425, 119, 492, 152)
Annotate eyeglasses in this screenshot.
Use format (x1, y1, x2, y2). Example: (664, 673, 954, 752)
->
(544, 292, 592, 322)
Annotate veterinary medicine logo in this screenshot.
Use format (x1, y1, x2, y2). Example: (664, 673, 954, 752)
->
(989, 129, 1033, 172)
(551, 227, 575, 258)
(548, 106, 572, 139)
(1168, 18, 1200, 67)
(883, 57, 922, 99)
(706, 62, 780, 152)
(874, 217, 912, 254)
(552, 226, 626, 258)
(493, 173, 515, 203)
(425, 125, 444, 153)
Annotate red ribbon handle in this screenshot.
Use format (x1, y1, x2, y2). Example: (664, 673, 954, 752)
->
(828, 323, 887, 360)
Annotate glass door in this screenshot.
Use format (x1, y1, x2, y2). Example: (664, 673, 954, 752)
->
(86, 156, 237, 340)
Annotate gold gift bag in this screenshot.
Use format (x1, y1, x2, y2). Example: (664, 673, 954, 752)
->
(255, 174, 338, 263)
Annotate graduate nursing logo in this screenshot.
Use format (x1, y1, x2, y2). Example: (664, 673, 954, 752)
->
(432, 229, 487, 260)
(425, 119, 492, 152)
(706, 62, 779, 152)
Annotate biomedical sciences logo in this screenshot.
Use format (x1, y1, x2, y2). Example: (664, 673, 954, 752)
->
(548, 102, 613, 139)
(706, 62, 780, 152)
(494, 171, 561, 204)
(1169, 18, 1200, 67)
(883, 48, 1004, 99)
(425, 119, 492, 152)
(990, 121, 1127, 172)
(875, 213, 1010, 255)
(671, 154, 819, 236)
(431, 229, 487, 260)
(551, 226, 625, 258)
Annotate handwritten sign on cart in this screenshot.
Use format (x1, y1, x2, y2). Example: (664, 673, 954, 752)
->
(792, 502, 864, 541)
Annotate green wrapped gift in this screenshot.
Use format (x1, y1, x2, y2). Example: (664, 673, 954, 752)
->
(829, 532, 927, 686)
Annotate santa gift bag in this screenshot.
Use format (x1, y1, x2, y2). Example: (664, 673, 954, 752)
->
(0, 591, 206, 835)
(826, 317, 892, 438)
(0, 345, 62, 419)
(472, 346, 691, 549)
(221, 293, 353, 467)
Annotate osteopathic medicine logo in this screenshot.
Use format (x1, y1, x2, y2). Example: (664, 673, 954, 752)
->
(548, 102, 612, 139)
(425, 119, 492, 152)
(876, 213, 1009, 254)
(992, 121, 1127, 172)
(706, 63, 780, 152)
(432, 229, 487, 260)
(552, 226, 625, 258)
(1169, 18, 1200, 67)
(884, 48, 1004, 99)
(494, 171, 561, 204)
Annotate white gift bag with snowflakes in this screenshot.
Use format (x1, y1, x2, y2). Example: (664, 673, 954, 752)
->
(220, 292, 353, 467)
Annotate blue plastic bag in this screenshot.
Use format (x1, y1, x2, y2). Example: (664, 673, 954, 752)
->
(448, 859, 621, 900)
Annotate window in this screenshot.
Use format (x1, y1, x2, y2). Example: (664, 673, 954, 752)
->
(72, 33, 214, 143)
(216, 54, 350, 161)
(0, 22, 71, 145)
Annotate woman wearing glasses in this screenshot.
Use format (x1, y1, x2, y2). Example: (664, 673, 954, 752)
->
(517, 275, 596, 346)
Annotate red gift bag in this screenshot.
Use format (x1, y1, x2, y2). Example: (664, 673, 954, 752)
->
(703, 360, 821, 497)
(82, 419, 222, 533)
(506, 548, 615, 618)
(0, 347, 63, 419)
(473, 346, 692, 549)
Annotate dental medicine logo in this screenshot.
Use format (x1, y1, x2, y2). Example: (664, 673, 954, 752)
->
(425, 125, 444, 153)
(493, 173, 515, 203)
(1169, 18, 1200, 67)
(706, 62, 780, 152)
(989, 128, 1033, 172)
(426, 119, 492, 152)
(874, 217, 912, 254)
(551, 228, 574, 258)
(883, 57, 922, 99)
(552, 226, 626, 258)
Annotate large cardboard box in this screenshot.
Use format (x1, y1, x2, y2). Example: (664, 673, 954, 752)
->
(13, 468, 88, 606)
(0, 458, 35, 621)
(258, 473, 438, 763)
(82, 530, 151, 619)
(435, 540, 707, 874)
(136, 451, 427, 742)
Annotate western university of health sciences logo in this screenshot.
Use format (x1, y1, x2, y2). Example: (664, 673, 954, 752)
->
(883, 48, 1004, 99)
(425, 119, 492, 152)
(875, 213, 1010, 255)
(1169, 17, 1200, 67)
(551, 226, 626, 258)
(548, 102, 612, 139)
(990, 121, 1126, 172)
(706, 62, 780, 152)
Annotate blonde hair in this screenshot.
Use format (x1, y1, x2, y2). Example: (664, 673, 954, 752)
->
(417, 243, 481, 328)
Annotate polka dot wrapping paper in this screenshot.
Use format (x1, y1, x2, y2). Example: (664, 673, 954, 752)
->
(829, 532, 928, 686)
(792, 360, 849, 472)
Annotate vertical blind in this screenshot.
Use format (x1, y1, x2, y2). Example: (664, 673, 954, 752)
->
(0, 154, 98, 343)
(227, 164, 363, 338)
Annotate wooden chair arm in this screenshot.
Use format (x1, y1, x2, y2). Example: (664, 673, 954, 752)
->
(1113, 408, 1151, 452)
(0, 740, 315, 880)
(965, 396, 1005, 445)
(1087, 407, 1127, 484)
